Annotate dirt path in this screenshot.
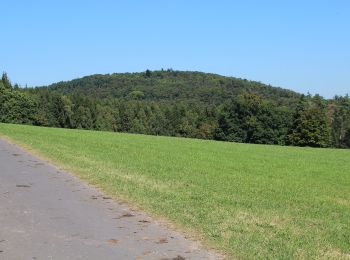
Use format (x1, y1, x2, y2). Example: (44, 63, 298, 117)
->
(0, 139, 219, 260)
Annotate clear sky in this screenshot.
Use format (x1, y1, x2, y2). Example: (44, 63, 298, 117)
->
(1, 0, 349, 98)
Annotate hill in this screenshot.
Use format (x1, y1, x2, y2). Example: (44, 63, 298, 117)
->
(41, 70, 300, 106)
(1, 70, 350, 148)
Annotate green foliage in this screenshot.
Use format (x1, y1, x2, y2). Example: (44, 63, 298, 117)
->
(128, 90, 145, 100)
(215, 93, 292, 144)
(24, 70, 301, 144)
(287, 95, 331, 147)
(2, 72, 12, 89)
(0, 80, 37, 124)
(343, 129, 350, 147)
(44, 70, 300, 105)
(330, 95, 350, 148)
(2, 70, 350, 148)
(145, 69, 152, 78)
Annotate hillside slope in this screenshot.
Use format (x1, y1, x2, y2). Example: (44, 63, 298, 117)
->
(40, 70, 300, 106)
(2, 71, 349, 147)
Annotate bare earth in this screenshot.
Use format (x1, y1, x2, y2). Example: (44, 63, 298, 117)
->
(0, 139, 219, 260)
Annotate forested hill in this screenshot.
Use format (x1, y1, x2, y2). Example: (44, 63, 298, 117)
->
(41, 70, 300, 106)
(1, 71, 350, 148)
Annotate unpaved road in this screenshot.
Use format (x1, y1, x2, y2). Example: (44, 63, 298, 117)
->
(0, 139, 219, 260)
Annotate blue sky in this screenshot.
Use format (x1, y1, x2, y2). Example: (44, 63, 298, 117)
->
(1, 0, 349, 98)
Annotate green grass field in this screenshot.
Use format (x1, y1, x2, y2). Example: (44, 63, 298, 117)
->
(1, 123, 349, 259)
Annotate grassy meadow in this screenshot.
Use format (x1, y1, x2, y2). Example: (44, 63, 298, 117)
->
(0, 123, 349, 259)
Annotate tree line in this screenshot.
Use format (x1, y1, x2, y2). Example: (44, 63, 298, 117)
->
(1, 71, 349, 148)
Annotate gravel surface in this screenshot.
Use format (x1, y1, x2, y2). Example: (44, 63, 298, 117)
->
(0, 139, 219, 260)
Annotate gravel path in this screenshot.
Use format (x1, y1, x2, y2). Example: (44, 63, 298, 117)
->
(0, 138, 219, 260)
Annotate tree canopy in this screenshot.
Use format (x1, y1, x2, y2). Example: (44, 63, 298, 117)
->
(1, 71, 349, 148)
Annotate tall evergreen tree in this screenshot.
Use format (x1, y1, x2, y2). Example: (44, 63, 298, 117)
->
(2, 72, 12, 89)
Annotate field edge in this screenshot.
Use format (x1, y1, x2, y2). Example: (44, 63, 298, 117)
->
(0, 133, 227, 259)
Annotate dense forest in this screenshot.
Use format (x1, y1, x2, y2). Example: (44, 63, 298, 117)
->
(1, 70, 349, 148)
